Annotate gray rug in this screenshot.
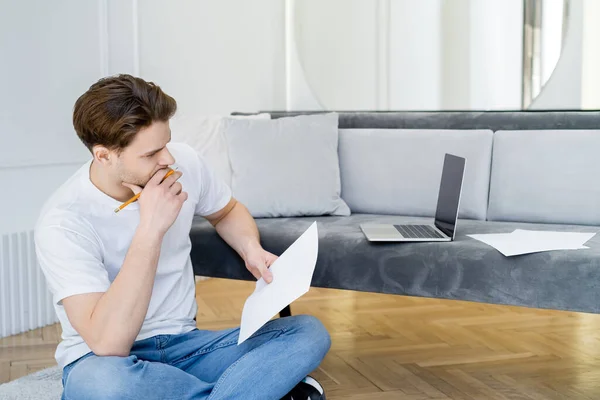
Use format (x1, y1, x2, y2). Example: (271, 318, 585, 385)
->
(0, 365, 62, 399)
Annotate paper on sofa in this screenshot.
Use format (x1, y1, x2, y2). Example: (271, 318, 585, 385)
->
(468, 229, 596, 256)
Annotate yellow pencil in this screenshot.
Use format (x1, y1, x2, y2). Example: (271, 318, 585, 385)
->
(114, 167, 177, 213)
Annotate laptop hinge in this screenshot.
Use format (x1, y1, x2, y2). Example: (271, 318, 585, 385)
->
(434, 221, 454, 238)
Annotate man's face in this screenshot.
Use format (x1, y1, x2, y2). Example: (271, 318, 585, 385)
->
(113, 121, 175, 187)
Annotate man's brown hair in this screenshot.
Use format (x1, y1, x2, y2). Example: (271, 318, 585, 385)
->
(73, 74, 177, 154)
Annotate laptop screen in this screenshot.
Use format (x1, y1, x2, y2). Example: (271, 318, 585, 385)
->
(434, 154, 466, 239)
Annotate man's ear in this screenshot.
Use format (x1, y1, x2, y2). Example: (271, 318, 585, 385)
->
(92, 145, 113, 166)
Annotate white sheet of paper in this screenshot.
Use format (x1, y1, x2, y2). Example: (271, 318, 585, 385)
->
(468, 229, 595, 256)
(512, 229, 596, 243)
(238, 221, 319, 345)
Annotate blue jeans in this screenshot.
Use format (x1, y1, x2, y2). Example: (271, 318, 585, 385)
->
(61, 315, 330, 400)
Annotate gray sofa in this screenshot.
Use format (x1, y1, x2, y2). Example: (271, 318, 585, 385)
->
(190, 110, 600, 314)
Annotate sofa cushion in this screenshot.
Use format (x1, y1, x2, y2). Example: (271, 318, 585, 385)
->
(338, 129, 493, 220)
(222, 113, 351, 218)
(190, 214, 600, 314)
(488, 130, 600, 225)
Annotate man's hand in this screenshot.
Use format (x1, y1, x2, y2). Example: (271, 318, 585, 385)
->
(122, 169, 188, 236)
(244, 246, 278, 283)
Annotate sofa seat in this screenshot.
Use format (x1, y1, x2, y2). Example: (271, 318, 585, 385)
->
(190, 214, 600, 314)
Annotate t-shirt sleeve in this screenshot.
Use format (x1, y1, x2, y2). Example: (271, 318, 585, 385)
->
(193, 150, 233, 217)
(35, 225, 110, 306)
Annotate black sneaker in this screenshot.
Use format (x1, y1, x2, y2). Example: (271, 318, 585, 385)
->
(281, 376, 326, 400)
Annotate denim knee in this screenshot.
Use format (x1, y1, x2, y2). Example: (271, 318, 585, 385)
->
(64, 354, 140, 400)
(292, 315, 331, 361)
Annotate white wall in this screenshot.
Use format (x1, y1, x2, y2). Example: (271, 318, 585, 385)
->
(468, 0, 523, 110)
(440, 0, 471, 110)
(0, 0, 103, 234)
(137, 0, 285, 118)
(390, 0, 441, 110)
(0, 1, 99, 170)
(581, 0, 600, 109)
(0, 0, 286, 235)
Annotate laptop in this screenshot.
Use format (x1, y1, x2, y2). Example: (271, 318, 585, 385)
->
(360, 153, 466, 242)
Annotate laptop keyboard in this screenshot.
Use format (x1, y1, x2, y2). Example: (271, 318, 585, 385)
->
(393, 224, 445, 239)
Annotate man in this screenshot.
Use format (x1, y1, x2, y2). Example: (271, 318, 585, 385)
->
(34, 74, 330, 399)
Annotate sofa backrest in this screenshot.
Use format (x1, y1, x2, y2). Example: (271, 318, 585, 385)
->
(488, 129, 600, 226)
(235, 110, 600, 130)
(338, 129, 492, 220)
(233, 111, 600, 224)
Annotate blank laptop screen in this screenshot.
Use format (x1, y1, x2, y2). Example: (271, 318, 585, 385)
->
(434, 154, 465, 238)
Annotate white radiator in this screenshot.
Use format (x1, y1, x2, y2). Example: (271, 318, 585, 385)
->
(0, 230, 58, 338)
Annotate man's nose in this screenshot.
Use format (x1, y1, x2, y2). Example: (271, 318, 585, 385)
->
(159, 148, 175, 166)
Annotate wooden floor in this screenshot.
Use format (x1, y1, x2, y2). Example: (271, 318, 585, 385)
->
(2, 278, 600, 399)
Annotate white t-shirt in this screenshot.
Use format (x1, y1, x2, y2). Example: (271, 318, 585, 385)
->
(34, 142, 232, 369)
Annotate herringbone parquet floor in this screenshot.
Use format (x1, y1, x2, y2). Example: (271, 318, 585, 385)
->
(2, 278, 600, 399)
